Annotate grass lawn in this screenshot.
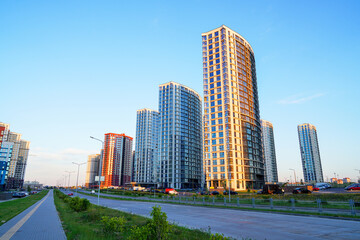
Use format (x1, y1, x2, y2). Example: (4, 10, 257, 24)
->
(54, 189, 218, 240)
(77, 191, 360, 220)
(0, 190, 49, 226)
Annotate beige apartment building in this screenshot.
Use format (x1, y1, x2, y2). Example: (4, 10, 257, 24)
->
(202, 25, 265, 191)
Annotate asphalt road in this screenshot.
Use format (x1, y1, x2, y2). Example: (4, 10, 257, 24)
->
(75, 191, 360, 240)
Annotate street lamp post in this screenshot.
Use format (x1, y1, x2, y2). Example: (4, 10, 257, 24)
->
(73, 161, 86, 196)
(289, 168, 297, 184)
(90, 136, 104, 206)
(65, 171, 75, 190)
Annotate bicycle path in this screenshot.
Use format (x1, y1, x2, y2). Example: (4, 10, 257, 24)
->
(0, 190, 66, 240)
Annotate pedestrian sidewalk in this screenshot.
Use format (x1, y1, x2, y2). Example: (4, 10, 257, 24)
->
(0, 190, 66, 240)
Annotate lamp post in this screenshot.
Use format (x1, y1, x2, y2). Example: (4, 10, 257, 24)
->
(289, 168, 297, 184)
(73, 161, 86, 196)
(65, 171, 75, 190)
(90, 136, 104, 206)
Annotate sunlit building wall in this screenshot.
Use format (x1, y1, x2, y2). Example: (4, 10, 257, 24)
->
(159, 82, 202, 189)
(85, 154, 100, 188)
(101, 133, 133, 188)
(298, 123, 324, 183)
(134, 108, 160, 185)
(202, 25, 264, 191)
(261, 120, 278, 183)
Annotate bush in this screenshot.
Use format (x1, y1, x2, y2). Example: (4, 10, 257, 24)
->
(128, 225, 150, 240)
(210, 233, 231, 240)
(69, 197, 90, 212)
(101, 216, 127, 233)
(148, 205, 172, 240)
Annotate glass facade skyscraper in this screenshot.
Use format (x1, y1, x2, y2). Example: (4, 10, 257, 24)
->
(202, 25, 264, 190)
(261, 120, 278, 183)
(298, 123, 324, 183)
(134, 108, 160, 185)
(159, 82, 202, 189)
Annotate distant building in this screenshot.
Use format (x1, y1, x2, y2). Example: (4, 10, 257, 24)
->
(101, 133, 133, 188)
(134, 108, 160, 186)
(261, 120, 278, 183)
(159, 82, 202, 189)
(343, 177, 351, 183)
(0, 142, 14, 191)
(0, 123, 30, 190)
(23, 180, 43, 190)
(85, 154, 101, 188)
(298, 123, 324, 183)
(330, 178, 337, 183)
(337, 179, 343, 184)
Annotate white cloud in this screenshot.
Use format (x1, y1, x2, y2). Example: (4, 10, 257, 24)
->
(277, 93, 325, 105)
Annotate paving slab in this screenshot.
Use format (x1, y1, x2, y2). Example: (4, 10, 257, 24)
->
(0, 190, 66, 240)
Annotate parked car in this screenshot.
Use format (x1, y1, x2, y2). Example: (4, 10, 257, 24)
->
(91, 190, 96, 194)
(13, 192, 26, 198)
(67, 192, 74, 196)
(165, 188, 178, 195)
(197, 191, 210, 195)
(345, 184, 360, 191)
(223, 190, 238, 195)
(292, 188, 312, 194)
(211, 191, 220, 195)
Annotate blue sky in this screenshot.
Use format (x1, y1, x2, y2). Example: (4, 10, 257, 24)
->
(1, 1, 359, 185)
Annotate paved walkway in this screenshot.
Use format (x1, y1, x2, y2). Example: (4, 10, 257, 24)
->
(76, 192, 360, 240)
(0, 190, 66, 240)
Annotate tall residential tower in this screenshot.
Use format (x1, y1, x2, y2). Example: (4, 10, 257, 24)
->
(159, 82, 202, 189)
(101, 133, 133, 187)
(85, 154, 101, 188)
(261, 120, 278, 183)
(202, 25, 264, 190)
(134, 109, 160, 186)
(298, 123, 324, 183)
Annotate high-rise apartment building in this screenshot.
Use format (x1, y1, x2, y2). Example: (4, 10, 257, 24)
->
(159, 82, 202, 189)
(134, 108, 160, 186)
(202, 25, 264, 190)
(101, 133, 133, 188)
(13, 140, 30, 188)
(85, 154, 101, 188)
(0, 142, 13, 190)
(298, 123, 324, 183)
(261, 120, 278, 183)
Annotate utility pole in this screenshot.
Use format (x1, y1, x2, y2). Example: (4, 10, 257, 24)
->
(73, 161, 86, 196)
(65, 171, 75, 190)
(90, 136, 104, 206)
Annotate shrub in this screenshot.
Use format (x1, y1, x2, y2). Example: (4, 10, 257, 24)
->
(210, 233, 231, 239)
(148, 205, 172, 240)
(101, 216, 126, 233)
(128, 225, 150, 240)
(69, 197, 90, 212)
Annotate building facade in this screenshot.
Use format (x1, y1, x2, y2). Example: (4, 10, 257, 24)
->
(0, 122, 30, 190)
(261, 120, 278, 183)
(85, 154, 101, 188)
(0, 142, 13, 190)
(202, 25, 264, 190)
(134, 108, 160, 186)
(101, 133, 133, 188)
(159, 82, 202, 189)
(298, 123, 324, 183)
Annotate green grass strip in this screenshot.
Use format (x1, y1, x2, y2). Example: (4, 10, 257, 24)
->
(54, 189, 217, 240)
(78, 191, 360, 221)
(0, 190, 49, 226)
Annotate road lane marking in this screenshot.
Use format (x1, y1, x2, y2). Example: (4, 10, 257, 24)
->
(0, 191, 50, 240)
